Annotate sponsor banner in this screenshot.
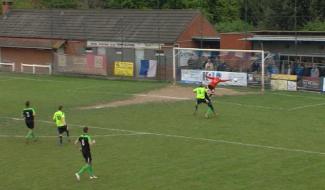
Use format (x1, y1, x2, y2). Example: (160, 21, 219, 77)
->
(181, 69, 247, 86)
(287, 81, 297, 91)
(300, 77, 320, 91)
(271, 80, 287, 90)
(114, 61, 134, 77)
(181, 69, 202, 84)
(271, 74, 297, 81)
(87, 41, 160, 49)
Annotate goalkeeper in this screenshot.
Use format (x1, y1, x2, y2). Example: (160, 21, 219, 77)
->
(193, 83, 216, 118)
(206, 73, 230, 96)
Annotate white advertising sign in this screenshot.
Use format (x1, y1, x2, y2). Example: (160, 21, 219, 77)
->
(181, 69, 247, 87)
(87, 41, 160, 49)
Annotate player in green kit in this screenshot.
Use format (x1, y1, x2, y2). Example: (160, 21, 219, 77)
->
(75, 127, 97, 181)
(53, 105, 70, 145)
(22, 101, 36, 142)
(193, 83, 216, 118)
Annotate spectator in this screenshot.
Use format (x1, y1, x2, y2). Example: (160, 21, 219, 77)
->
(204, 58, 214, 71)
(251, 61, 260, 72)
(310, 64, 320, 78)
(217, 62, 227, 71)
(295, 63, 304, 77)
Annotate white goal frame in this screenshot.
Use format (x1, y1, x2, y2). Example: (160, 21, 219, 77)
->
(0, 62, 15, 72)
(172, 47, 265, 92)
(21, 64, 52, 75)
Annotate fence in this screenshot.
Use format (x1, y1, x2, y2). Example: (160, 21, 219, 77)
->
(21, 64, 52, 75)
(0, 62, 15, 72)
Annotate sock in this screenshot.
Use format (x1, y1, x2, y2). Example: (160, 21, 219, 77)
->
(208, 103, 215, 113)
(78, 164, 89, 175)
(26, 130, 32, 139)
(66, 130, 70, 137)
(59, 136, 63, 144)
(88, 165, 94, 176)
(31, 131, 35, 139)
(206, 107, 212, 115)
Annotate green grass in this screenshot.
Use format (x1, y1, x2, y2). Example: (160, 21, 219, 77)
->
(1, 72, 325, 190)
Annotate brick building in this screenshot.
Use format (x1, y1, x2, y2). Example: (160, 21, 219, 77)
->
(0, 1, 217, 80)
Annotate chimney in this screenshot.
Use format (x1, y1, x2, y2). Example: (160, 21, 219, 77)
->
(2, 0, 12, 17)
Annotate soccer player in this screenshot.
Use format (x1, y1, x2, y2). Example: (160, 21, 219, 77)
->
(193, 83, 216, 118)
(53, 105, 70, 145)
(22, 101, 36, 142)
(75, 127, 97, 181)
(206, 73, 230, 96)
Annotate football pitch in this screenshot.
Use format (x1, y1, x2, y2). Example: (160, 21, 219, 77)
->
(1, 73, 325, 190)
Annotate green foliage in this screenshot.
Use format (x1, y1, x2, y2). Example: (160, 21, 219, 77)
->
(7, 0, 325, 31)
(216, 19, 254, 33)
(39, 0, 79, 8)
(302, 20, 325, 31)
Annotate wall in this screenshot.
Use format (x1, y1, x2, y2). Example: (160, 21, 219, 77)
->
(220, 33, 252, 50)
(1, 47, 52, 71)
(65, 40, 86, 55)
(176, 14, 217, 48)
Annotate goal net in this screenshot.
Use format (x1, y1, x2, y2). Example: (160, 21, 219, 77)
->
(173, 48, 266, 91)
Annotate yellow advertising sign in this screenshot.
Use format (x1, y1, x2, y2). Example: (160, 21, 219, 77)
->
(114, 61, 134, 77)
(271, 74, 297, 81)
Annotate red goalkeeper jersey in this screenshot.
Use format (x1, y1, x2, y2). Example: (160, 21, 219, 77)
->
(207, 75, 229, 88)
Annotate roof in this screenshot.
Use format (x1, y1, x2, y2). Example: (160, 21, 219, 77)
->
(245, 35, 325, 42)
(0, 9, 200, 43)
(192, 36, 220, 42)
(0, 37, 65, 49)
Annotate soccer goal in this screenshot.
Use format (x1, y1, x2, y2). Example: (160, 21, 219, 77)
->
(173, 47, 266, 92)
(0, 62, 15, 72)
(21, 64, 52, 75)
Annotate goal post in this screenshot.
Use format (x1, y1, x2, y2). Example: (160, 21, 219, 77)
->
(173, 47, 265, 92)
(21, 64, 52, 75)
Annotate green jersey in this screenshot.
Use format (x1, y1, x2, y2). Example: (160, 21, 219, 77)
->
(53, 110, 66, 127)
(193, 86, 207, 99)
(78, 134, 92, 152)
(23, 107, 35, 121)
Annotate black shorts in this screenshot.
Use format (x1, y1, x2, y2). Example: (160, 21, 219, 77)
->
(197, 98, 207, 104)
(82, 150, 92, 164)
(25, 120, 34, 129)
(57, 125, 68, 134)
(208, 85, 214, 90)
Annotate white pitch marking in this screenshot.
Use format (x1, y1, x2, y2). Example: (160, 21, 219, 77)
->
(0, 78, 17, 82)
(0, 76, 67, 83)
(288, 102, 325, 111)
(134, 94, 191, 100)
(218, 101, 285, 110)
(0, 133, 144, 138)
(2, 116, 325, 156)
(271, 92, 325, 101)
